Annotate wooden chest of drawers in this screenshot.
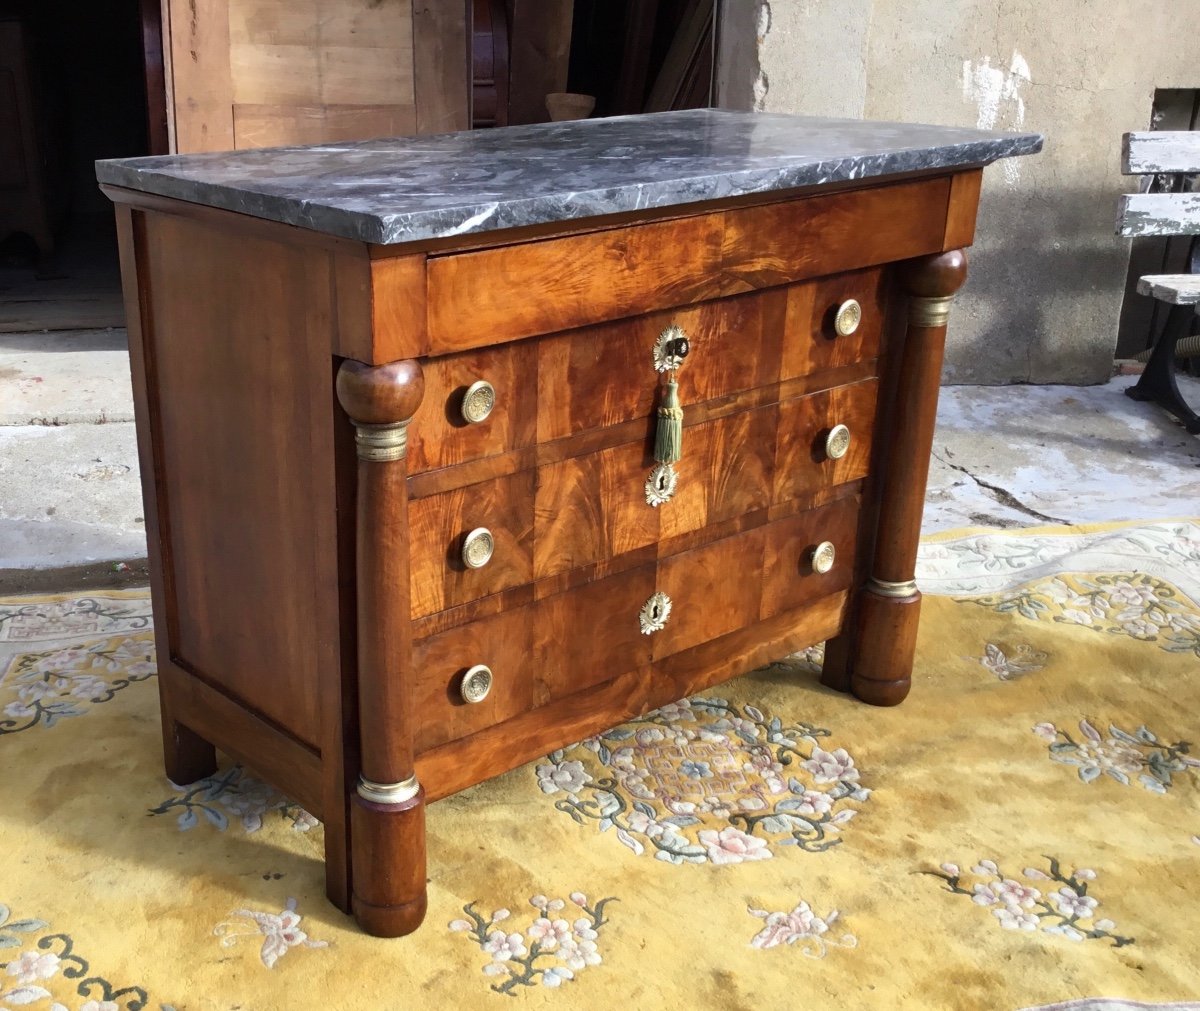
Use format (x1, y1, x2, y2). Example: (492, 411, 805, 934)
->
(99, 111, 1039, 936)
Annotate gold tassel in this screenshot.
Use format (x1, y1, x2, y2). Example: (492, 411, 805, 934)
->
(655, 377, 683, 464)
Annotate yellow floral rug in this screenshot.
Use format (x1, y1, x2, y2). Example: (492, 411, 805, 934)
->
(2, 520, 1200, 1010)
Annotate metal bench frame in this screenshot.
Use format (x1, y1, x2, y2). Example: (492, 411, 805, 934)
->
(1118, 131, 1200, 434)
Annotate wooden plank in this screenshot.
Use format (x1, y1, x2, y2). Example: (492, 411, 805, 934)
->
(413, 0, 470, 134)
(233, 104, 416, 148)
(1117, 193, 1200, 237)
(1123, 131, 1200, 175)
(1136, 273, 1200, 305)
(415, 592, 848, 802)
(165, 0, 235, 153)
(506, 0, 573, 125)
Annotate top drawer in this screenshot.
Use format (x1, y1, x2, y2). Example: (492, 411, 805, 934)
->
(419, 175, 950, 352)
(405, 267, 888, 473)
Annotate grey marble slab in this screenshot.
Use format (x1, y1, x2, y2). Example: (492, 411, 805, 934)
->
(96, 109, 1042, 246)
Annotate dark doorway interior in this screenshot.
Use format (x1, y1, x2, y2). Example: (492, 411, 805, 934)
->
(1, 0, 156, 331)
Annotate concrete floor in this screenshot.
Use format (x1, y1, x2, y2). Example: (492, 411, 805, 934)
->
(2, 328, 1199, 586)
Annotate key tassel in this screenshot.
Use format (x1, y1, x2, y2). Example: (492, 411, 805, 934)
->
(655, 377, 683, 464)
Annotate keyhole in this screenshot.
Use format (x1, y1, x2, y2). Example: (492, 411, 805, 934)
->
(651, 603, 662, 620)
(656, 472, 669, 491)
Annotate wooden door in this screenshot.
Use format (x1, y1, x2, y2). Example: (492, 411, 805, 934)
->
(164, 0, 469, 153)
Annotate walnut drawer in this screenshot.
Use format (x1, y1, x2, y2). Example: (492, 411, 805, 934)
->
(410, 496, 858, 753)
(535, 378, 877, 579)
(420, 175, 948, 353)
(403, 268, 886, 476)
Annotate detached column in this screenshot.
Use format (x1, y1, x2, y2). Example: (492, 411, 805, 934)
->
(335, 359, 427, 937)
(850, 250, 968, 706)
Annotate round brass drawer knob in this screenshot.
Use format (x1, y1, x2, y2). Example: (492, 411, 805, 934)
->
(461, 664, 493, 704)
(834, 299, 862, 337)
(461, 380, 496, 424)
(462, 527, 495, 569)
(811, 541, 837, 574)
(825, 423, 852, 460)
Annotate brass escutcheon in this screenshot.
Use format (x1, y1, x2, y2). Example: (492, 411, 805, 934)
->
(825, 423, 851, 460)
(460, 664, 493, 704)
(811, 541, 837, 574)
(639, 591, 672, 635)
(461, 380, 496, 424)
(462, 527, 495, 569)
(834, 299, 862, 337)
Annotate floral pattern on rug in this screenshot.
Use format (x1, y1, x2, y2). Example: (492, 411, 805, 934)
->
(970, 641, 1047, 681)
(449, 893, 614, 996)
(746, 899, 857, 957)
(925, 858, 1133, 946)
(147, 766, 318, 832)
(214, 898, 329, 969)
(959, 574, 1200, 657)
(0, 595, 152, 644)
(1, 634, 156, 735)
(1033, 720, 1199, 793)
(0, 902, 156, 1009)
(536, 696, 868, 864)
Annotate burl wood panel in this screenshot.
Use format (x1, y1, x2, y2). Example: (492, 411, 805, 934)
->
(536, 287, 787, 442)
(534, 405, 777, 578)
(425, 177, 950, 352)
(137, 211, 344, 750)
(406, 339, 538, 472)
(408, 469, 535, 617)
(773, 380, 878, 504)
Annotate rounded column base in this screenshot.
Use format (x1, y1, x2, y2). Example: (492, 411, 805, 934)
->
(849, 588, 921, 707)
(350, 787, 428, 938)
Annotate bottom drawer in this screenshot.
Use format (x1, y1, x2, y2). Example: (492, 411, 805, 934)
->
(411, 495, 859, 753)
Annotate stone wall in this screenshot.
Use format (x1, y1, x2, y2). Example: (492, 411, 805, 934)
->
(717, 0, 1200, 384)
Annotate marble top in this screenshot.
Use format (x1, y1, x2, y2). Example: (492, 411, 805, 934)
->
(96, 110, 1042, 246)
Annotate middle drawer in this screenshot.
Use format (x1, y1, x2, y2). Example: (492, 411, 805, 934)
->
(408, 377, 877, 617)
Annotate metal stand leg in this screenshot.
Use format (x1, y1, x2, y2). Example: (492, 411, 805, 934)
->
(1126, 304, 1200, 434)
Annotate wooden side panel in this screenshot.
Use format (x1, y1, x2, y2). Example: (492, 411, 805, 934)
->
(943, 169, 982, 251)
(773, 380, 878, 504)
(536, 287, 787, 442)
(138, 211, 344, 751)
(408, 470, 535, 617)
(720, 177, 950, 290)
(407, 339, 538, 472)
(166, 0, 235, 152)
(427, 214, 726, 351)
(781, 267, 888, 380)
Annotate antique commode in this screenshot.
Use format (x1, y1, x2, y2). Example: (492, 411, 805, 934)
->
(97, 110, 1040, 936)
